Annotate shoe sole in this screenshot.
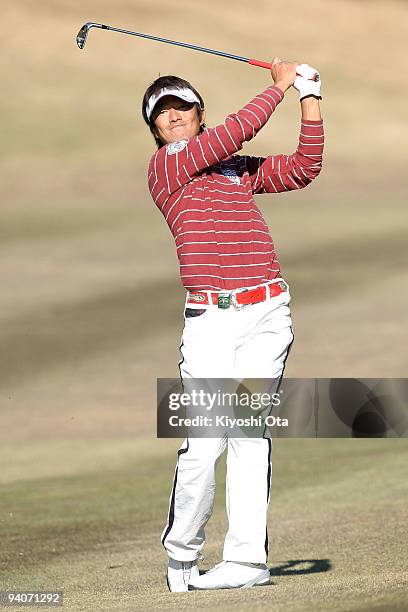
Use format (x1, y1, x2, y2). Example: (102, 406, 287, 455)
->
(188, 569, 270, 590)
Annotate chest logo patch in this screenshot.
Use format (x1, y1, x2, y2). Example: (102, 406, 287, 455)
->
(167, 139, 188, 155)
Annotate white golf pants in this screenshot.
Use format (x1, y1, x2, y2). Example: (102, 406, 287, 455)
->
(161, 280, 294, 564)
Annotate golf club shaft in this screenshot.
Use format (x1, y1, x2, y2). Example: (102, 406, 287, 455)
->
(78, 23, 316, 79)
(102, 25, 250, 64)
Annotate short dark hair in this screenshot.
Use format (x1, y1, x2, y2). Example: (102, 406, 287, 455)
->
(142, 75, 206, 149)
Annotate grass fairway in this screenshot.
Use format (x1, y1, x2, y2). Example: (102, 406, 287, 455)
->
(1, 437, 407, 611)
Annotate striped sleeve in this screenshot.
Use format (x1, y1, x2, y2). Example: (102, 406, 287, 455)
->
(243, 119, 324, 195)
(148, 86, 284, 208)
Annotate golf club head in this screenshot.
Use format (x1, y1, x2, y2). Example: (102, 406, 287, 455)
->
(76, 22, 106, 49)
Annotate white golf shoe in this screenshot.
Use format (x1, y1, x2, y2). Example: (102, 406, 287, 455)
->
(167, 558, 200, 592)
(188, 560, 270, 590)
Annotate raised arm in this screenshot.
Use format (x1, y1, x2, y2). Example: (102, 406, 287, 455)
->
(243, 63, 324, 194)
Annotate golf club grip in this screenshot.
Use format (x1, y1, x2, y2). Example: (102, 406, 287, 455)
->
(248, 58, 317, 81)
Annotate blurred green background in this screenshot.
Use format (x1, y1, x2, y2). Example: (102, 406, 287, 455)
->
(1, 1, 407, 610)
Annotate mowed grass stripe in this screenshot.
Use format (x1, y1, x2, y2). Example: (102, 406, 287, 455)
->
(0, 453, 169, 573)
(0, 279, 181, 389)
(1, 439, 406, 577)
(1, 230, 406, 391)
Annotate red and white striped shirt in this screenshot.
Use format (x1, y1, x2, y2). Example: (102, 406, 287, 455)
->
(147, 85, 324, 291)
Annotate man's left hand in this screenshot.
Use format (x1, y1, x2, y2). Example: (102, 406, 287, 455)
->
(294, 64, 322, 101)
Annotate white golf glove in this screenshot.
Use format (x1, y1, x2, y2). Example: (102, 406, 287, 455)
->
(294, 64, 322, 101)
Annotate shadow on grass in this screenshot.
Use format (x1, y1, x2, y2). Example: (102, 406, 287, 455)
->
(269, 558, 332, 576)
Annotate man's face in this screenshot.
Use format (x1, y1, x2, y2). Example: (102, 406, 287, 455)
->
(152, 95, 206, 145)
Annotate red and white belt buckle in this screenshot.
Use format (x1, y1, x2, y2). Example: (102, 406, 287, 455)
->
(188, 292, 208, 306)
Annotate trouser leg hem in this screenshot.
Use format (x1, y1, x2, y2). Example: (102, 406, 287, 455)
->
(167, 554, 201, 562)
(223, 556, 267, 564)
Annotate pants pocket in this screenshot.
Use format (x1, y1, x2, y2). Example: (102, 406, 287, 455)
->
(184, 308, 208, 318)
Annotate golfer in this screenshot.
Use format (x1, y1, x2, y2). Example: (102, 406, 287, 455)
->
(142, 58, 324, 591)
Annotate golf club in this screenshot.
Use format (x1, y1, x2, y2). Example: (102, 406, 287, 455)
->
(76, 22, 319, 81)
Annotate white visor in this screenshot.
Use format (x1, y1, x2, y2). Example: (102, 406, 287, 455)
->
(145, 87, 201, 122)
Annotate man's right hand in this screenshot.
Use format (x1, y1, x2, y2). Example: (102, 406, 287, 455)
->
(270, 57, 298, 93)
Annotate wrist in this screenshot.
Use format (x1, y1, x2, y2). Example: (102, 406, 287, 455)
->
(273, 81, 290, 93)
(300, 94, 322, 102)
(300, 96, 322, 121)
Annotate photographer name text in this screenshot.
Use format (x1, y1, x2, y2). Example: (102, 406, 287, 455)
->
(168, 415, 288, 428)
